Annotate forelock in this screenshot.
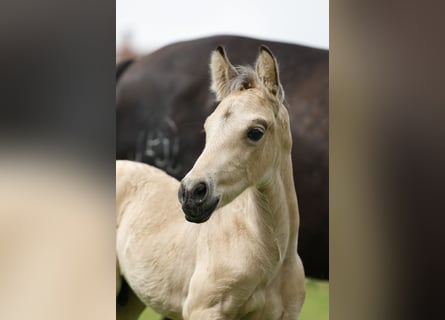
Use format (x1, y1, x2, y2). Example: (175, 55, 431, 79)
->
(228, 66, 258, 92)
(215, 65, 284, 113)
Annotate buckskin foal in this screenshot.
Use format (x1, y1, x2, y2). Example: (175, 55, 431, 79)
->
(116, 46, 305, 320)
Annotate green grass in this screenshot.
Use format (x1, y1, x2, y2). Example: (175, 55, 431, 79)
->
(138, 278, 328, 320)
(139, 307, 162, 320)
(299, 279, 329, 320)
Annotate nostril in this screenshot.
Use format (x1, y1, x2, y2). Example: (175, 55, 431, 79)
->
(178, 183, 187, 205)
(191, 182, 208, 203)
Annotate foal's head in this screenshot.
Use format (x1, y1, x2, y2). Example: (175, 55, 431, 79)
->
(178, 46, 292, 223)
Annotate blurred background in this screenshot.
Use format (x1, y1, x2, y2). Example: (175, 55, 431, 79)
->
(116, 0, 329, 62)
(116, 1, 329, 320)
(2, 1, 443, 320)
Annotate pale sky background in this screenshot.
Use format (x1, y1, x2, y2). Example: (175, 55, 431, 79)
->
(116, 0, 329, 53)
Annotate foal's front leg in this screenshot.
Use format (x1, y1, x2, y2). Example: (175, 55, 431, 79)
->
(182, 287, 235, 320)
(182, 269, 251, 320)
(279, 254, 306, 320)
(184, 308, 229, 320)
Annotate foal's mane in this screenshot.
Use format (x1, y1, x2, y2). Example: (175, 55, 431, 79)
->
(220, 65, 288, 108)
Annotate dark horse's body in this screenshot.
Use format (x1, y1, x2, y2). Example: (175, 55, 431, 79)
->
(117, 35, 328, 280)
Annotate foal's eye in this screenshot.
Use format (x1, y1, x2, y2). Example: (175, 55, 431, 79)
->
(247, 127, 265, 142)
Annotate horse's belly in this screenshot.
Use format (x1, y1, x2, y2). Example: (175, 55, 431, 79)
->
(128, 273, 184, 319)
(117, 216, 197, 318)
(117, 236, 192, 318)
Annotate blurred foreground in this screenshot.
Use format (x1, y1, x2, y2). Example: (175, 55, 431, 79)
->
(0, 152, 115, 320)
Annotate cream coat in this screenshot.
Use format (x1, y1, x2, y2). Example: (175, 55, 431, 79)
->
(116, 45, 305, 320)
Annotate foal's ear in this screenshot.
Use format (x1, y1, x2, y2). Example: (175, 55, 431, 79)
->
(255, 45, 284, 103)
(210, 46, 237, 101)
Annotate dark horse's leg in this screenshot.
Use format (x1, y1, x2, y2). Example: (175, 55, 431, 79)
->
(116, 278, 145, 320)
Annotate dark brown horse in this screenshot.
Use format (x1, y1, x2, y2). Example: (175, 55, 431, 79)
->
(116, 35, 328, 280)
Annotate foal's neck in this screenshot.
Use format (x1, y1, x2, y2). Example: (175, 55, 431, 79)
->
(248, 154, 299, 255)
